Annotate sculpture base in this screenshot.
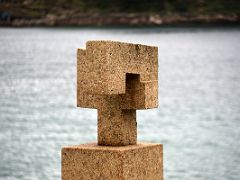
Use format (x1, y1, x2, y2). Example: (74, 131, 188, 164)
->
(62, 142, 163, 180)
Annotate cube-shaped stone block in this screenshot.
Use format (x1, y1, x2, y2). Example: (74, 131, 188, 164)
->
(62, 143, 163, 180)
(77, 41, 158, 110)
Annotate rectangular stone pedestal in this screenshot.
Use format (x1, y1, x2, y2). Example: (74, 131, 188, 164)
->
(62, 143, 163, 180)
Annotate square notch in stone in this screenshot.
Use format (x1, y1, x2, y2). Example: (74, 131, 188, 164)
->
(77, 41, 158, 96)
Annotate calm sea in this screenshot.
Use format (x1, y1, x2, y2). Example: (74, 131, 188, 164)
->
(0, 27, 240, 180)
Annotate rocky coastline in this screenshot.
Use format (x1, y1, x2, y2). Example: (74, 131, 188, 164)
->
(1, 12, 239, 27)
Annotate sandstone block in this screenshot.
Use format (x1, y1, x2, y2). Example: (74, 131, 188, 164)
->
(62, 143, 163, 180)
(76, 41, 158, 146)
(77, 40, 158, 110)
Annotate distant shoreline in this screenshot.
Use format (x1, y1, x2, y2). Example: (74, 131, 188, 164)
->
(1, 13, 239, 27)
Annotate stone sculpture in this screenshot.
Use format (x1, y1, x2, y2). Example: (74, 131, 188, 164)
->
(62, 41, 163, 180)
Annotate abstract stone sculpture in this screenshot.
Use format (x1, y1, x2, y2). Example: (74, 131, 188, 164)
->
(62, 41, 163, 180)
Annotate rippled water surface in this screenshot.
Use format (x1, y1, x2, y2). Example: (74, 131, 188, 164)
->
(0, 27, 240, 180)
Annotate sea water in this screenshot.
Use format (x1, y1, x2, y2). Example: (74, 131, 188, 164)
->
(0, 27, 240, 180)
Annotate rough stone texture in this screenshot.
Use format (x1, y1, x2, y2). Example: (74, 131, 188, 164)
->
(77, 41, 158, 106)
(77, 41, 158, 146)
(62, 143, 163, 180)
(62, 41, 163, 179)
